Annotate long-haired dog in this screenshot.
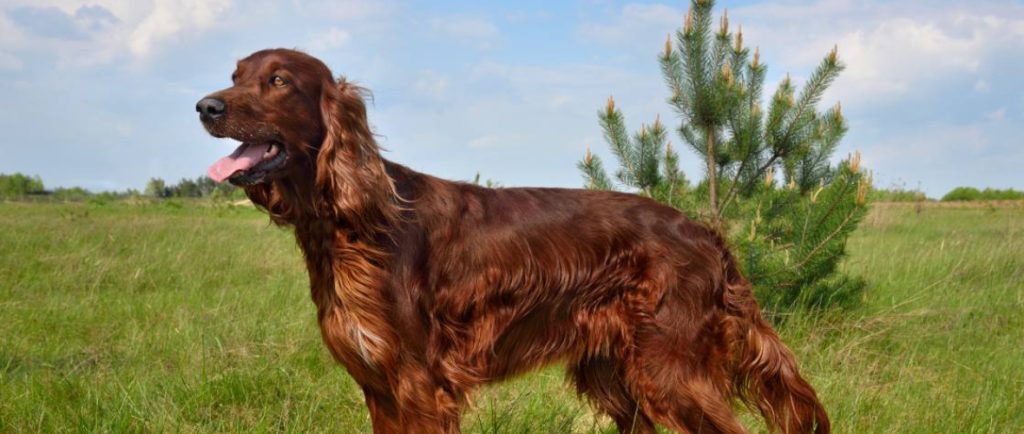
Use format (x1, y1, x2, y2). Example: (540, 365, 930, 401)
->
(196, 49, 829, 434)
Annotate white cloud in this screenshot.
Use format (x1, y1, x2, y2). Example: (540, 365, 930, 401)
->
(471, 61, 640, 90)
(0, 10, 25, 47)
(576, 3, 680, 48)
(723, 1, 1024, 105)
(113, 122, 133, 137)
(431, 14, 499, 49)
(294, 0, 394, 21)
(1, 0, 148, 22)
(504, 10, 550, 24)
(308, 27, 352, 51)
(0, 51, 23, 71)
(467, 60, 664, 123)
(974, 79, 991, 93)
(129, 0, 231, 58)
(1, 4, 123, 67)
(0, 0, 233, 67)
(468, 135, 501, 149)
(985, 108, 1006, 122)
(824, 16, 1019, 103)
(579, 2, 1024, 104)
(413, 70, 449, 100)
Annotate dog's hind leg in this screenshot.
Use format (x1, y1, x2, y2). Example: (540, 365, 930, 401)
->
(617, 273, 750, 434)
(622, 316, 749, 434)
(570, 356, 656, 434)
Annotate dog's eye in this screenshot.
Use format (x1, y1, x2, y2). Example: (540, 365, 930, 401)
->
(270, 75, 287, 88)
(231, 72, 238, 82)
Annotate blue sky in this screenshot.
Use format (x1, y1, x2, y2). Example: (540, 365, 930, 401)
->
(1, 0, 1022, 197)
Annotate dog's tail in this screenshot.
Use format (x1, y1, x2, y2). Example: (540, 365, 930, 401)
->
(721, 254, 831, 434)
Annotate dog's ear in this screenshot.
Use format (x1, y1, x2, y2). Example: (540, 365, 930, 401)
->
(315, 78, 398, 231)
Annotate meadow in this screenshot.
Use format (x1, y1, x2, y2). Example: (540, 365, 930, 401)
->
(1, 200, 1021, 433)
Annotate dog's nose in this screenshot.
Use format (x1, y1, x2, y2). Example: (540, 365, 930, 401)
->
(196, 97, 226, 120)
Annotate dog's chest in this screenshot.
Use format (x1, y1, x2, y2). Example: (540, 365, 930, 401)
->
(298, 225, 395, 385)
(317, 306, 387, 382)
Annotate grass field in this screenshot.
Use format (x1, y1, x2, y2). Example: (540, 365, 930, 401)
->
(1, 201, 1021, 433)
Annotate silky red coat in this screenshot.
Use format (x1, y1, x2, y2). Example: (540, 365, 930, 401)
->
(198, 49, 830, 434)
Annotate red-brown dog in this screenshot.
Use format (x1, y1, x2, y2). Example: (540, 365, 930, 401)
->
(197, 48, 829, 434)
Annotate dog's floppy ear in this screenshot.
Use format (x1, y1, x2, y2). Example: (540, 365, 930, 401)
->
(315, 78, 399, 232)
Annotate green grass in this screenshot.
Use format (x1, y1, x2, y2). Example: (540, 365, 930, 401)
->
(1, 201, 1021, 433)
(794, 203, 1024, 433)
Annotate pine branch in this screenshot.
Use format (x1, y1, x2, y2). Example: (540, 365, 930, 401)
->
(661, 45, 683, 92)
(787, 209, 858, 273)
(663, 141, 685, 204)
(706, 127, 720, 220)
(806, 170, 859, 245)
(599, 100, 639, 186)
(720, 94, 765, 213)
(578, 148, 614, 191)
(774, 48, 843, 165)
(681, 0, 716, 126)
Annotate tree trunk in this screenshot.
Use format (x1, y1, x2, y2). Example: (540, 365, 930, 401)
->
(706, 127, 719, 221)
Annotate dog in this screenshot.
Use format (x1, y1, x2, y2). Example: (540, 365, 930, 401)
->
(196, 48, 829, 434)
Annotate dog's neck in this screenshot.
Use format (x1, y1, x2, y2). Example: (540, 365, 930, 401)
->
(244, 157, 420, 235)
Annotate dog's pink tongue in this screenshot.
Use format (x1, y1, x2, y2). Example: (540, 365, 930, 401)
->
(207, 143, 271, 182)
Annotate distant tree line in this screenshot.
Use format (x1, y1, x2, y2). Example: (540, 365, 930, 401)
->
(142, 176, 244, 200)
(867, 186, 1024, 203)
(0, 172, 245, 201)
(941, 187, 1024, 202)
(0, 173, 45, 198)
(869, 185, 928, 202)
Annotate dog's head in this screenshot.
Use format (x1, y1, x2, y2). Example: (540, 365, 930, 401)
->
(197, 49, 396, 229)
(197, 48, 376, 188)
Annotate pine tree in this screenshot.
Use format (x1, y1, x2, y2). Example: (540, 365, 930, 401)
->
(580, 0, 871, 311)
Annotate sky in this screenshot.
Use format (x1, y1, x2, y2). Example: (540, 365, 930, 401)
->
(0, 0, 1022, 198)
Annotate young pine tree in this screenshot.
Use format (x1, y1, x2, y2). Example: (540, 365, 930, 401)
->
(580, 0, 871, 311)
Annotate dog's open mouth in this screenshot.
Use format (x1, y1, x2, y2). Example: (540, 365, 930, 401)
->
(208, 141, 288, 185)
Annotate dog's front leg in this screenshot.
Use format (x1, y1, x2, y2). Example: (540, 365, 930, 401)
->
(363, 364, 465, 434)
(362, 388, 403, 434)
(393, 362, 465, 434)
